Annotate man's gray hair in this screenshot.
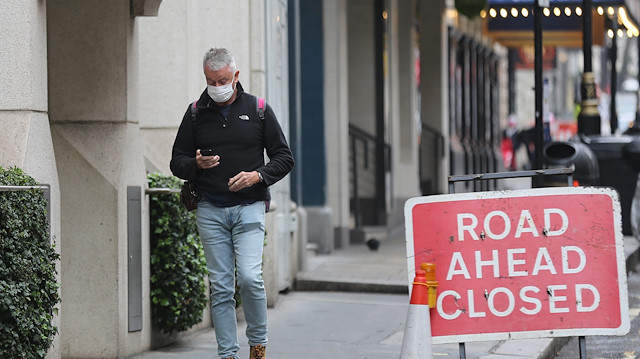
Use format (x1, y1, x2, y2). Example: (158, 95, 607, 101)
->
(203, 47, 236, 73)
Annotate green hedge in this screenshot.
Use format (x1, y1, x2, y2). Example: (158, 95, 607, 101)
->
(147, 173, 208, 333)
(0, 167, 60, 358)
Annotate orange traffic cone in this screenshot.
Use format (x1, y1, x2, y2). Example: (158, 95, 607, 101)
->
(400, 268, 434, 359)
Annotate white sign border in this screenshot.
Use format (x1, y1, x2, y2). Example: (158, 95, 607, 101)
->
(404, 186, 630, 344)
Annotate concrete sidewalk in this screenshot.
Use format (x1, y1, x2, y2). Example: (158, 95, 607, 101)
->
(296, 230, 640, 359)
(131, 230, 639, 359)
(132, 173, 640, 358)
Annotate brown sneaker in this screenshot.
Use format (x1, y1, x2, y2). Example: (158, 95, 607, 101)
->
(249, 344, 266, 359)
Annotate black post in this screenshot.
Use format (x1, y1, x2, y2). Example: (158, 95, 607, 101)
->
(578, 0, 601, 135)
(610, 16, 618, 133)
(533, 0, 544, 187)
(508, 49, 517, 114)
(374, 0, 387, 225)
(579, 336, 587, 358)
(351, 136, 361, 228)
(583, 0, 592, 72)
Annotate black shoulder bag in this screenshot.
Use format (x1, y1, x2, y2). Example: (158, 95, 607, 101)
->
(180, 180, 198, 211)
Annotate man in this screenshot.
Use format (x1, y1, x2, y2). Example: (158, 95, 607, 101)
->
(170, 47, 294, 359)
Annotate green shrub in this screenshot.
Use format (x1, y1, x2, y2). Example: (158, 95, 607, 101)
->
(147, 173, 208, 333)
(0, 166, 60, 358)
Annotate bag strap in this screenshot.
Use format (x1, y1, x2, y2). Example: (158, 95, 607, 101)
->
(190, 101, 198, 122)
(257, 97, 265, 121)
(189, 101, 198, 162)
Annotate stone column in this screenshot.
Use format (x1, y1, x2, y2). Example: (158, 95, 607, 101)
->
(47, 0, 150, 357)
(419, 0, 450, 194)
(324, 0, 351, 248)
(0, 1, 61, 358)
(388, 0, 421, 228)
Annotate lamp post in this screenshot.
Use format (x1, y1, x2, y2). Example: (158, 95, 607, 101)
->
(533, 0, 545, 187)
(578, 0, 601, 135)
(610, 13, 618, 133)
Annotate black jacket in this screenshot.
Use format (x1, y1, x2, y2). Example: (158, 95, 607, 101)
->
(170, 82, 294, 206)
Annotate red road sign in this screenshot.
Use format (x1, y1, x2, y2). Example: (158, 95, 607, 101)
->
(405, 187, 629, 344)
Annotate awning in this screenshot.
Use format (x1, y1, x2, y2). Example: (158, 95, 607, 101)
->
(483, 0, 640, 47)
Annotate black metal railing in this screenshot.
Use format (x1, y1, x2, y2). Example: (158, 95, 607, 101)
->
(349, 124, 390, 228)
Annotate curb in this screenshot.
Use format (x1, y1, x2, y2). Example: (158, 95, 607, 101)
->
(294, 278, 408, 294)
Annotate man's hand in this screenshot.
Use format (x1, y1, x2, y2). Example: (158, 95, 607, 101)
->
(196, 149, 220, 170)
(228, 171, 260, 192)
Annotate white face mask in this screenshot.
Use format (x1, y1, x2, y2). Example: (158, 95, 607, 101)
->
(207, 80, 235, 103)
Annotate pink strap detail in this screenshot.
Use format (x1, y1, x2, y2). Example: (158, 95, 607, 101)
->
(258, 97, 265, 109)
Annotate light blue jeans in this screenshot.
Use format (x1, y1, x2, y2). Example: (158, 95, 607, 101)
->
(196, 199, 268, 359)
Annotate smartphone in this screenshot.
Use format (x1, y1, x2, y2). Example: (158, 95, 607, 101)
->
(200, 149, 215, 157)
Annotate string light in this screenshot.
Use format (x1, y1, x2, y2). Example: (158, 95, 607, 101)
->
(618, 7, 640, 37)
(565, 7, 571, 17)
(482, 5, 639, 38)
